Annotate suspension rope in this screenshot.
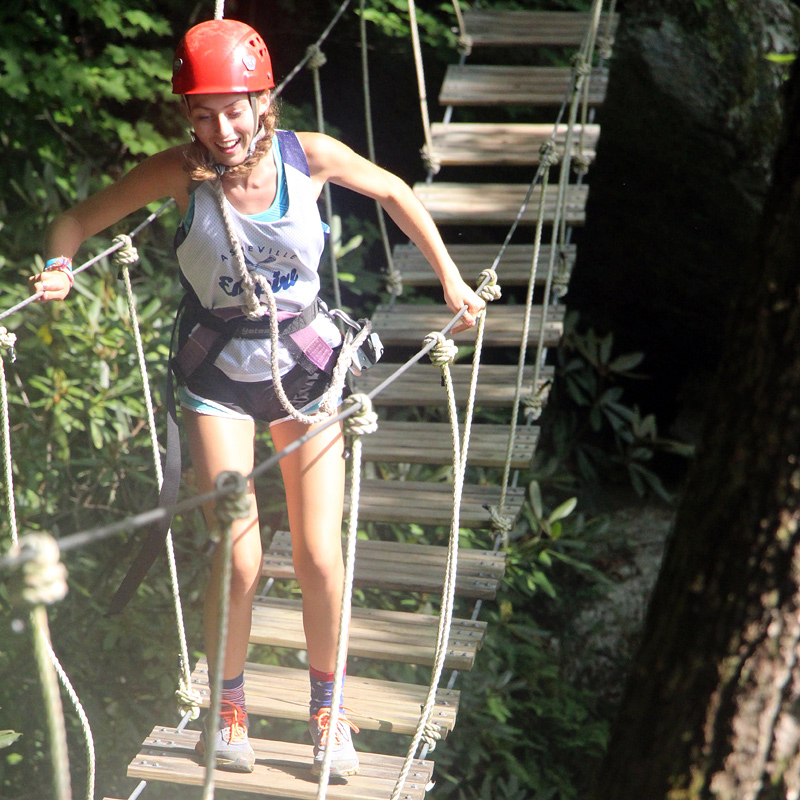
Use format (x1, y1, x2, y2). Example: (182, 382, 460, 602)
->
(113, 237, 199, 721)
(359, 0, 400, 299)
(315, 394, 377, 800)
(0, 328, 18, 547)
(407, 0, 438, 176)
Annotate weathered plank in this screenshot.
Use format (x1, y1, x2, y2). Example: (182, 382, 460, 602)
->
(251, 597, 486, 671)
(344, 479, 526, 528)
(353, 363, 553, 408)
(129, 726, 434, 799)
(412, 182, 589, 226)
(361, 421, 537, 468)
(462, 9, 619, 47)
(372, 303, 565, 349)
(429, 122, 600, 167)
(392, 242, 576, 287)
(190, 657, 460, 736)
(439, 65, 608, 107)
(262, 530, 507, 599)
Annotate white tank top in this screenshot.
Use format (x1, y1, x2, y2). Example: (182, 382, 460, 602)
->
(175, 131, 341, 383)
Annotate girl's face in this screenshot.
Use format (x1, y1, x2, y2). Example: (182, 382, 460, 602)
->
(187, 93, 269, 165)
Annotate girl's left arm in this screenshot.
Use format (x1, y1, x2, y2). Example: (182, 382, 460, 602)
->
(298, 132, 485, 331)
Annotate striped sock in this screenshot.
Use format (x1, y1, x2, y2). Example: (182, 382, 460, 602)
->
(221, 672, 247, 713)
(309, 664, 345, 716)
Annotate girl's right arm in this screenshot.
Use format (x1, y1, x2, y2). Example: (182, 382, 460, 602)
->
(31, 146, 190, 302)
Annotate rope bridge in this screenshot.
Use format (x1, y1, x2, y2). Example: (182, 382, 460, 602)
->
(0, 1, 617, 798)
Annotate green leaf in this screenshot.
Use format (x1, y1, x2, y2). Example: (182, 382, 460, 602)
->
(548, 497, 577, 523)
(0, 729, 21, 749)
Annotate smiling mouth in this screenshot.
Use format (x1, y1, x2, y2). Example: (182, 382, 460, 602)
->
(216, 139, 241, 154)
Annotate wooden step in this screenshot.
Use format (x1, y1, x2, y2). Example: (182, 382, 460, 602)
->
(344, 479, 526, 528)
(353, 363, 553, 408)
(372, 303, 565, 349)
(129, 725, 434, 799)
(262, 530, 507, 599)
(392, 242, 576, 287)
(462, 9, 619, 47)
(439, 65, 608, 107)
(190, 657, 460, 736)
(251, 597, 487, 671)
(361, 421, 537, 468)
(429, 122, 600, 167)
(413, 182, 588, 226)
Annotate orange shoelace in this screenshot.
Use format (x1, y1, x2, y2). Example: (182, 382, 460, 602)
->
(311, 707, 360, 746)
(220, 699, 249, 742)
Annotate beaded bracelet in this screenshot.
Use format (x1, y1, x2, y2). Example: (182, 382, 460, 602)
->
(44, 256, 74, 288)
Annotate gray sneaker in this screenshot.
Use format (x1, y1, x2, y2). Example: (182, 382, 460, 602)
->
(196, 700, 255, 773)
(308, 707, 360, 777)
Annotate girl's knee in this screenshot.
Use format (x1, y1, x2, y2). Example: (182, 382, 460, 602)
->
(292, 544, 343, 590)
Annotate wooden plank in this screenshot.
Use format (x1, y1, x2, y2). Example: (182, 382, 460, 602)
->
(392, 242, 577, 287)
(190, 657, 460, 736)
(429, 122, 600, 167)
(251, 597, 486, 671)
(263, 530, 507, 599)
(352, 363, 553, 408)
(344, 479, 526, 528)
(463, 9, 619, 47)
(129, 726, 434, 799)
(413, 182, 588, 226)
(439, 65, 608, 107)
(361, 421, 537, 468)
(372, 303, 565, 349)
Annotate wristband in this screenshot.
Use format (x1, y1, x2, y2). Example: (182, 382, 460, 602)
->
(44, 257, 74, 288)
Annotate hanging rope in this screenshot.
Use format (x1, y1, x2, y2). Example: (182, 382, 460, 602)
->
(0, 328, 18, 548)
(359, 0, 401, 299)
(315, 393, 377, 800)
(407, 0, 439, 176)
(112, 236, 199, 721)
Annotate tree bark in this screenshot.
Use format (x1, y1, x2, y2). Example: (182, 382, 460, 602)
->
(591, 56, 800, 800)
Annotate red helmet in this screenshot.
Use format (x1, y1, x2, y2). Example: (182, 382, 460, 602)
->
(172, 19, 274, 95)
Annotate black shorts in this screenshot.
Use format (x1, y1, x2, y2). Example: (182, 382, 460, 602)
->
(180, 354, 348, 425)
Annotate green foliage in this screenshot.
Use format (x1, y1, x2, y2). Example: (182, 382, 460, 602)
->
(537, 312, 694, 501)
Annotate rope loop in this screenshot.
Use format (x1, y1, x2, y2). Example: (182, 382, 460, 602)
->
(7, 533, 68, 609)
(111, 234, 139, 267)
(420, 146, 442, 176)
(552, 250, 573, 299)
(523, 380, 553, 422)
(214, 470, 252, 528)
(176, 676, 202, 721)
(539, 140, 560, 168)
(306, 44, 327, 71)
(0, 327, 17, 362)
(457, 34, 473, 57)
(477, 268, 502, 302)
(343, 394, 379, 438)
(424, 332, 458, 368)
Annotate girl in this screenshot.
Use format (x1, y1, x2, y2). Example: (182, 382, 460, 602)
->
(31, 18, 484, 777)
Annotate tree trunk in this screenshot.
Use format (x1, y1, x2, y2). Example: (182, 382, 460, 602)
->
(591, 56, 800, 800)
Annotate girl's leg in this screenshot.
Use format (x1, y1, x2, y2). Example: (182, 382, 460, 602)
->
(184, 411, 262, 681)
(270, 418, 346, 673)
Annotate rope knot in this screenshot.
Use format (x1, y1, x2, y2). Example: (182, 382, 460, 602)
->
(598, 35, 615, 60)
(551, 250, 573, 299)
(214, 471, 251, 529)
(571, 54, 592, 78)
(386, 268, 404, 298)
(477, 269, 502, 302)
(523, 380, 553, 422)
(420, 719, 442, 750)
(176, 676, 202, 721)
(572, 153, 591, 176)
(539, 140, 560, 168)
(424, 332, 458, 368)
(421, 146, 442, 176)
(487, 506, 515, 544)
(0, 327, 17, 362)
(111, 234, 139, 267)
(7, 533, 68, 609)
(343, 394, 379, 438)
(306, 44, 327, 71)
